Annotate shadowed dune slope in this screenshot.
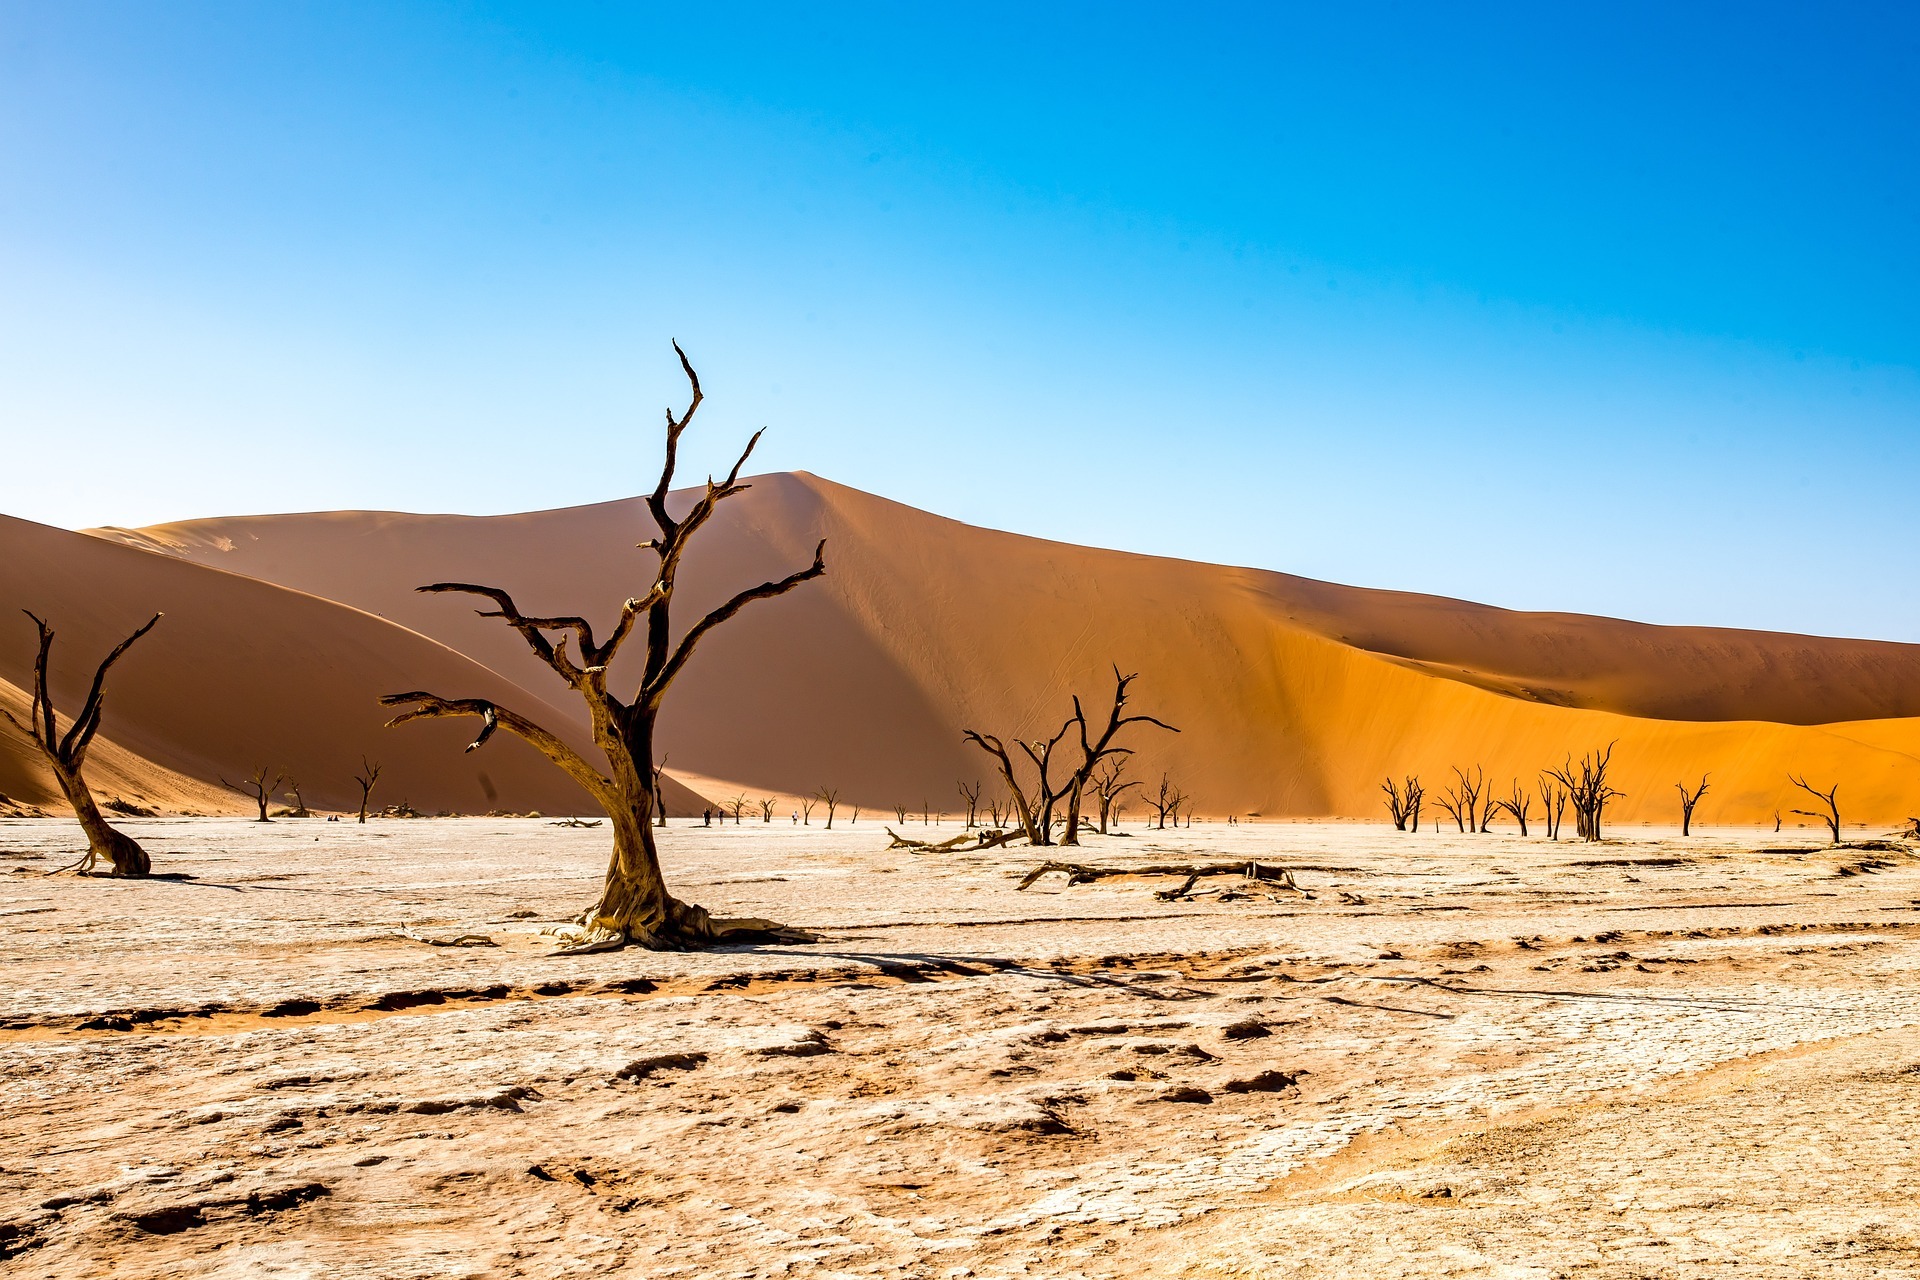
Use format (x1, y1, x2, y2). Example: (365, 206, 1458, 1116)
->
(0, 676, 236, 816)
(0, 515, 710, 817)
(88, 473, 1920, 827)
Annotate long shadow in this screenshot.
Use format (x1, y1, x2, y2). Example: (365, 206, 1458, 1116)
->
(741, 946, 1211, 1001)
(1369, 973, 1868, 1016)
(70, 872, 245, 893)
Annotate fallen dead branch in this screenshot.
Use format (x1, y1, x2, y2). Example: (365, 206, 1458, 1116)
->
(886, 826, 1025, 852)
(1016, 860, 1302, 898)
(391, 929, 498, 947)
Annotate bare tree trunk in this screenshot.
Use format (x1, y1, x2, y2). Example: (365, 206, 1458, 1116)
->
(1061, 783, 1086, 846)
(354, 757, 381, 823)
(53, 760, 150, 876)
(3, 611, 160, 877)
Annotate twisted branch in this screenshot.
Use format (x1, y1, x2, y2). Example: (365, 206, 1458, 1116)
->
(380, 691, 615, 804)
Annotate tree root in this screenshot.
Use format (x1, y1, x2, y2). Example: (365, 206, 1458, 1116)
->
(541, 908, 819, 955)
(47, 849, 99, 876)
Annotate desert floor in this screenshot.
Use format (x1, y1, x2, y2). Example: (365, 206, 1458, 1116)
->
(4, 817, 1920, 1278)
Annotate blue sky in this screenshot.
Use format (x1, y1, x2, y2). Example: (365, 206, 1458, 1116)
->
(3, 2, 1917, 638)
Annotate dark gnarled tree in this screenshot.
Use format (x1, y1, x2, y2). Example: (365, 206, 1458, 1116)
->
(2, 611, 160, 877)
(382, 345, 825, 952)
(962, 668, 1176, 847)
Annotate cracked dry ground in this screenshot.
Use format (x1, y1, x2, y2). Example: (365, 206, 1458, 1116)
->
(6, 820, 1920, 1277)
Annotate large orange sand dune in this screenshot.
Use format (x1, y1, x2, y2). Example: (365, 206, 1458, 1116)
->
(60, 473, 1920, 829)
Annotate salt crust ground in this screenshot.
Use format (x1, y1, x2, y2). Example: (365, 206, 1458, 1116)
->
(4, 817, 1920, 1278)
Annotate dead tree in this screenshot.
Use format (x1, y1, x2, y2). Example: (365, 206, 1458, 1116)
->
(353, 757, 382, 824)
(1788, 775, 1842, 843)
(963, 667, 1175, 847)
(758, 797, 776, 824)
(1090, 757, 1140, 835)
(1494, 780, 1532, 836)
(1058, 670, 1177, 845)
(957, 779, 982, 828)
(985, 795, 1008, 829)
(799, 795, 816, 825)
(1447, 765, 1488, 833)
(651, 754, 670, 827)
(1547, 745, 1622, 843)
(1435, 777, 1469, 832)
(223, 764, 286, 823)
(1, 611, 160, 876)
(382, 343, 826, 951)
(893, 801, 909, 824)
(282, 775, 311, 818)
(1675, 774, 1710, 836)
(725, 794, 748, 825)
(1381, 775, 1424, 831)
(1538, 775, 1567, 840)
(814, 786, 839, 829)
(1146, 774, 1186, 829)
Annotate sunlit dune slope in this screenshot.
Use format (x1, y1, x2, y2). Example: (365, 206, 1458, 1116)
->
(89, 473, 1920, 827)
(0, 515, 710, 817)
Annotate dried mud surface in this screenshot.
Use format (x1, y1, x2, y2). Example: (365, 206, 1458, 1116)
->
(5, 817, 1920, 1277)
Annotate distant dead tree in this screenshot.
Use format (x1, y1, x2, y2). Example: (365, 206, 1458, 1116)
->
(985, 794, 1008, 829)
(963, 667, 1176, 847)
(893, 801, 909, 824)
(352, 757, 382, 824)
(1146, 774, 1187, 829)
(1547, 745, 1622, 843)
(725, 794, 748, 825)
(957, 780, 982, 828)
(1435, 767, 1474, 833)
(1, 610, 161, 876)
(1537, 775, 1567, 840)
(1494, 780, 1532, 836)
(799, 795, 816, 825)
(651, 754, 670, 827)
(1773, 809, 1782, 833)
(381, 343, 826, 951)
(1788, 775, 1842, 844)
(1381, 775, 1424, 831)
(1675, 774, 1710, 836)
(1450, 766, 1488, 833)
(1089, 757, 1141, 835)
(223, 764, 287, 824)
(281, 776, 311, 818)
(813, 786, 839, 829)
(758, 797, 776, 824)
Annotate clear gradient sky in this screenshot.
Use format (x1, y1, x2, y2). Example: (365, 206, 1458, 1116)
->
(3, 3, 1917, 639)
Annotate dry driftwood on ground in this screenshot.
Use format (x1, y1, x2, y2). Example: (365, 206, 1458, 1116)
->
(1015, 859, 1302, 898)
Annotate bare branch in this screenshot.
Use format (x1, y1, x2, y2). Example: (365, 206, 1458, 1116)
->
(647, 339, 705, 539)
(381, 690, 614, 804)
(644, 540, 826, 706)
(60, 612, 160, 763)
